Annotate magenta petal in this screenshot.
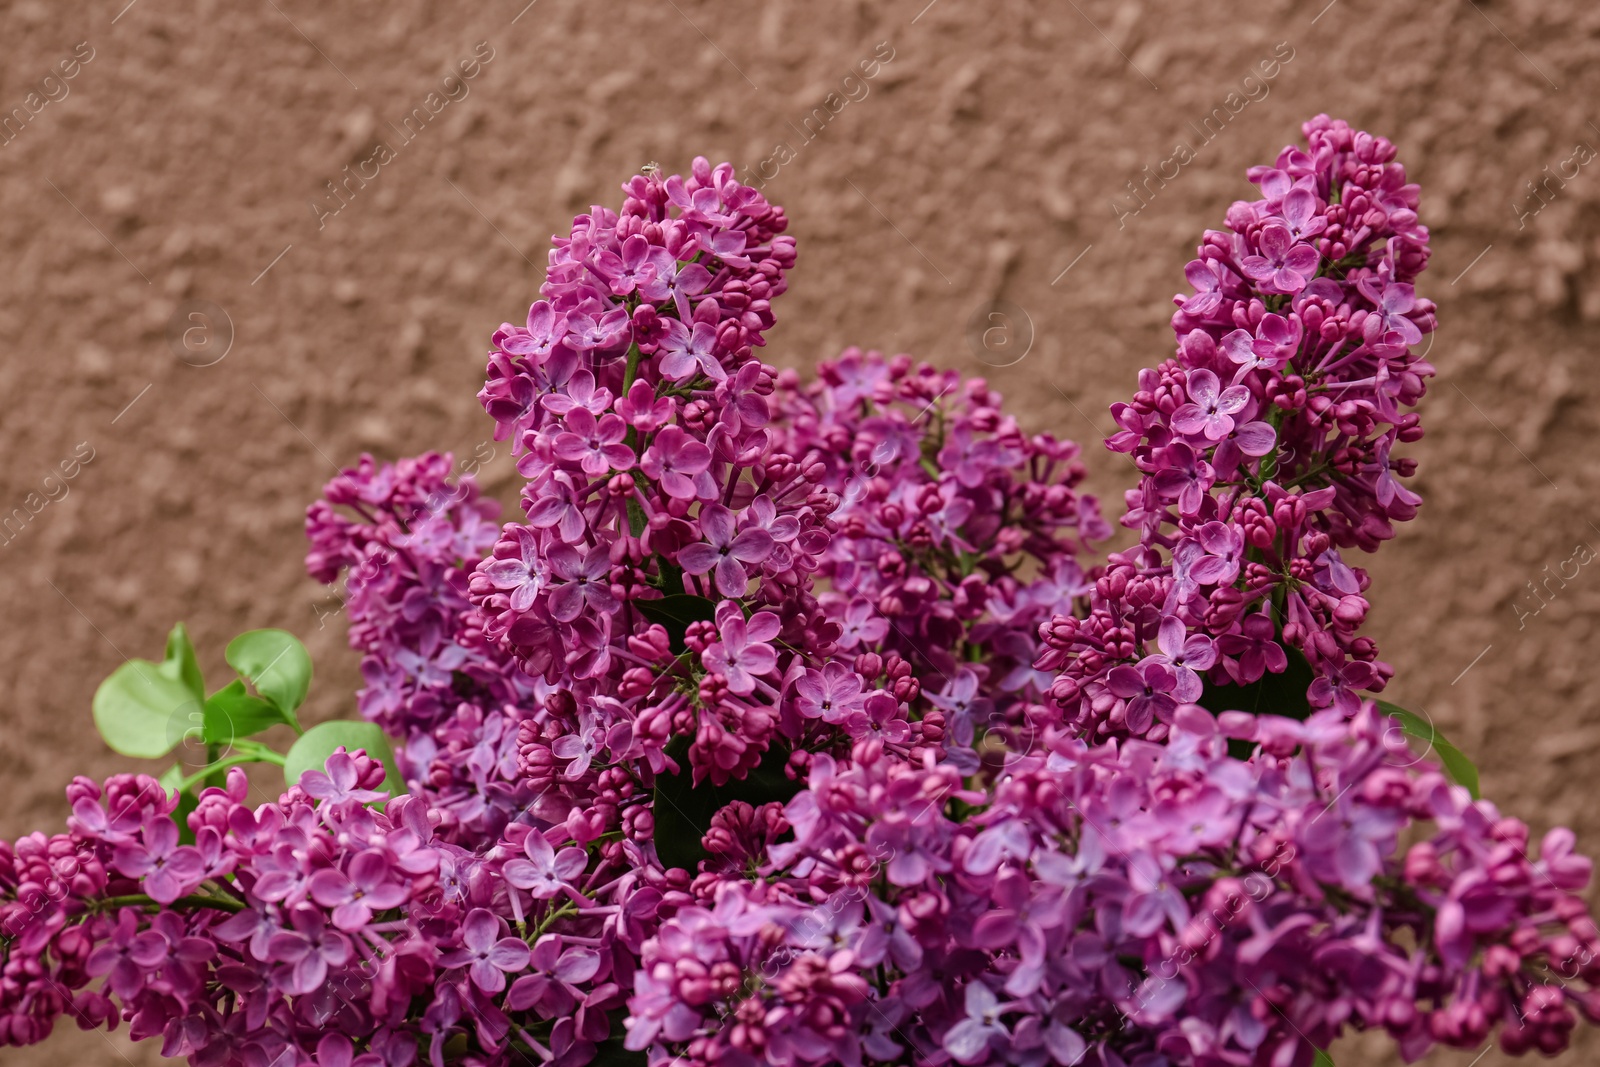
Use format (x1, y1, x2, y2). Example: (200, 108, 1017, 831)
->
(471, 959, 508, 994)
(113, 845, 155, 879)
(676, 543, 720, 576)
(727, 528, 774, 563)
(548, 584, 584, 622)
(1170, 405, 1208, 436)
(714, 557, 749, 597)
(553, 847, 588, 881)
(506, 975, 547, 1012)
(331, 901, 373, 931)
(1233, 421, 1277, 456)
(308, 869, 354, 908)
(488, 938, 531, 972)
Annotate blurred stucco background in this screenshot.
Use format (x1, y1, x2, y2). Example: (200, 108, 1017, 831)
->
(3, 0, 1600, 1063)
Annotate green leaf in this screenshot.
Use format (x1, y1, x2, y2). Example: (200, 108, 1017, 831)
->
(203, 679, 290, 744)
(587, 1036, 648, 1067)
(633, 594, 718, 654)
(283, 720, 403, 801)
(652, 736, 799, 873)
(1198, 643, 1316, 720)
(158, 762, 185, 795)
(1376, 700, 1480, 798)
(172, 789, 200, 845)
(226, 629, 312, 717)
(92, 659, 202, 759)
(633, 594, 718, 627)
(1313, 1048, 1335, 1067)
(159, 622, 205, 702)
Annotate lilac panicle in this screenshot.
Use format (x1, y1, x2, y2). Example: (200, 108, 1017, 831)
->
(2, 134, 1597, 1067)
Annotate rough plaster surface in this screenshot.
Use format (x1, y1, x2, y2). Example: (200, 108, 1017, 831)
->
(2, 1, 1598, 1063)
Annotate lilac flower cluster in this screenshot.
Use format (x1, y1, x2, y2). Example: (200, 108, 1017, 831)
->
(306, 451, 543, 842)
(0, 757, 464, 1061)
(1043, 114, 1440, 740)
(628, 706, 1600, 1066)
(771, 350, 1109, 770)
(3, 132, 1598, 1067)
(466, 157, 831, 793)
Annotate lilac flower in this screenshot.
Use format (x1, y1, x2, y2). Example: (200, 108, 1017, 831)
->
(85, 909, 165, 999)
(1218, 612, 1288, 684)
(1150, 442, 1216, 519)
(440, 908, 531, 994)
(565, 307, 631, 351)
(657, 319, 725, 382)
(1171, 369, 1250, 441)
(1142, 616, 1216, 702)
(865, 812, 951, 886)
(551, 721, 604, 779)
(593, 233, 659, 296)
(793, 662, 867, 722)
(1105, 661, 1180, 734)
(112, 817, 205, 905)
(479, 527, 547, 616)
(1368, 434, 1422, 508)
(701, 603, 780, 695)
(265, 907, 352, 995)
(542, 369, 614, 417)
(1240, 221, 1320, 293)
(1358, 277, 1425, 345)
(640, 249, 712, 320)
(640, 426, 713, 500)
(677, 504, 774, 596)
(299, 750, 390, 805)
(1181, 259, 1228, 316)
(307, 849, 408, 931)
(526, 472, 589, 544)
(925, 669, 993, 743)
(938, 426, 1003, 489)
(545, 544, 619, 622)
(616, 379, 674, 432)
(553, 410, 634, 476)
(493, 300, 567, 362)
(1185, 521, 1245, 586)
(944, 983, 1011, 1064)
(842, 691, 910, 744)
(1220, 313, 1298, 381)
(835, 598, 889, 650)
(503, 830, 587, 899)
(506, 936, 603, 1014)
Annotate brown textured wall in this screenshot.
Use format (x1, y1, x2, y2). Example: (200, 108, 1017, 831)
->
(2, 1, 1598, 1064)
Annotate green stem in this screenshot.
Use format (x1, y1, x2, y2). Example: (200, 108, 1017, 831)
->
(621, 342, 643, 401)
(175, 746, 284, 793)
(93, 892, 246, 914)
(529, 902, 578, 941)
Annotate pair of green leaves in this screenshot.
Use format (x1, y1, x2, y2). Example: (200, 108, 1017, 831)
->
(1196, 645, 1479, 798)
(93, 624, 310, 760)
(92, 623, 401, 803)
